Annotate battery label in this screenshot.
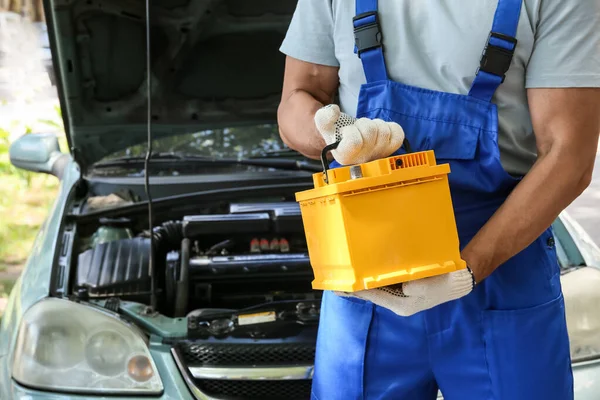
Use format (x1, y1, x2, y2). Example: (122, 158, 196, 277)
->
(237, 311, 276, 326)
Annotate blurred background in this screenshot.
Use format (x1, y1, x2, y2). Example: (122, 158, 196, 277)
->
(0, 2, 64, 312)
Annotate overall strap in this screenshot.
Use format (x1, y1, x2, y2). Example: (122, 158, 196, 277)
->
(468, 0, 523, 102)
(354, 0, 388, 82)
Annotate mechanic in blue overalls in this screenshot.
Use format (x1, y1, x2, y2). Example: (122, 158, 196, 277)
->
(278, 1, 600, 399)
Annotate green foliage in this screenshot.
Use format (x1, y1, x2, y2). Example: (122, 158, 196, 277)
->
(0, 279, 15, 318)
(0, 128, 16, 174)
(38, 105, 64, 131)
(0, 280, 15, 297)
(0, 173, 58, 272)
(0, 128, 10, 171)
(0, 105, 64, 273)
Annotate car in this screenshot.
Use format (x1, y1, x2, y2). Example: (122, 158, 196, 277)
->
(1, 1, 599, 399)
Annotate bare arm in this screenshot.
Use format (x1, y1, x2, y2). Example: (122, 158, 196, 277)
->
(277, 56, 340, 159)
(463, 88, 600, 282)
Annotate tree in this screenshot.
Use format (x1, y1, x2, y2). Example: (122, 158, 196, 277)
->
(0, 0, 45, 22)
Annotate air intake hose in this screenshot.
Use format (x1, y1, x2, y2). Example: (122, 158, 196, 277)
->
(152, 220, 184, 254)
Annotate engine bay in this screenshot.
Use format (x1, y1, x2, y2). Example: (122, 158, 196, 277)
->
(72, 198, 320, 339)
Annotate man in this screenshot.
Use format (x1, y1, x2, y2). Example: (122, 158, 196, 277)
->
(277, 0, 600, 399)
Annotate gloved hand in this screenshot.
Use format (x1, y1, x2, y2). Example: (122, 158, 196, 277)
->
(337, 268, 475, 317)
(314, 104, 405, 165)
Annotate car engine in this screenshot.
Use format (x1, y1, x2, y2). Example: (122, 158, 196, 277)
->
(74, 201, 320, 337)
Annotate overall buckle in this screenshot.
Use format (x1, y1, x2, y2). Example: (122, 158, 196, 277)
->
(479, 32, 518, 82)
(353, 11, 383, 56)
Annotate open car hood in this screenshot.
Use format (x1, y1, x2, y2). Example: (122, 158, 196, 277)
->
(45, 0, 296, 171)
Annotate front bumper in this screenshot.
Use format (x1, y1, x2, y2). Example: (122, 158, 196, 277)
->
(2, 339, 316, 400)
(4, 345, 599, 399)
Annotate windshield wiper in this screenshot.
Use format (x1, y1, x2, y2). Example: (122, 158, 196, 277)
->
(92, 152, 322, 173)
(256, 148, 303, 157)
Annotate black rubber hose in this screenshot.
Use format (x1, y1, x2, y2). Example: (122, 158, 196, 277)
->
(152, 220, 184, 253)
(174, 238, 190, 317)
(149, 220, 184, 312)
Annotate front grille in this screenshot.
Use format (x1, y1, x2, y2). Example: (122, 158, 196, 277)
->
(197, 379, 312, 400)
(175, 341, 316, 399)
(179, 342, 316, 366)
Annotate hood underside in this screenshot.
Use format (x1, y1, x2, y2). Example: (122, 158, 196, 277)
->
(46, 0, 297, 169)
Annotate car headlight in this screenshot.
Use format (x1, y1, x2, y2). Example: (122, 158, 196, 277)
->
(11, 298, 163, 394)
(561, 267, 600, 362)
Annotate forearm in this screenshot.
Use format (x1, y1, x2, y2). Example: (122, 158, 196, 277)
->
(277, 89, 327, 160)
(462, 142, 596, 282)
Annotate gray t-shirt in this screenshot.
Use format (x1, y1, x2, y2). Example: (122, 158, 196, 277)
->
(280, 0, 600, 175)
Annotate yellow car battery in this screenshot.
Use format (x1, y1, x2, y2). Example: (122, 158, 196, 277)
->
(295, 142, 466, 293)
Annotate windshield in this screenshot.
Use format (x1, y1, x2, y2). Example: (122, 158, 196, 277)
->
(104, 124, 290, 160)
(95, 124, 312, 176)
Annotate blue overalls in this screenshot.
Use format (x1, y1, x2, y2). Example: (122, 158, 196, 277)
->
(311, 0, 573, 399)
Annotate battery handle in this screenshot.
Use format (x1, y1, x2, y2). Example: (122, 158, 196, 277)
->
(320, 138, 413, 184)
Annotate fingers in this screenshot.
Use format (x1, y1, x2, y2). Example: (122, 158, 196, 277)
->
(401, 274, 449, 297)
(316, 106, 406, 164)
(314, 104, 341, 143)
(347, 118, 404, 163)
(334, 113, 357, 142)
(333, 124, 364, 165)
(369, 119, 405, 159)
(371, 119, 392, 158)
(354, 118, 379, 146)
(386, 122, 405, 155)
(336, 118, 384, 165)
(353, 290, 417, 317)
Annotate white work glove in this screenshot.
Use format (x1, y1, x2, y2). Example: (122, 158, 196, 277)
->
(337, 268, 475, 317)
(314, 104, 405, 165)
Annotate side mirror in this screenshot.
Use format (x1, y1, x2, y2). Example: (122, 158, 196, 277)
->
(9, 133, 69, 179)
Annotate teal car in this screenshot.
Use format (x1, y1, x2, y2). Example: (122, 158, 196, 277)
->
(1, 1, 600, 399)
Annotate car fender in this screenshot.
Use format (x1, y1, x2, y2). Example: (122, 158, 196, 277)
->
(0, 158, 79, 359)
